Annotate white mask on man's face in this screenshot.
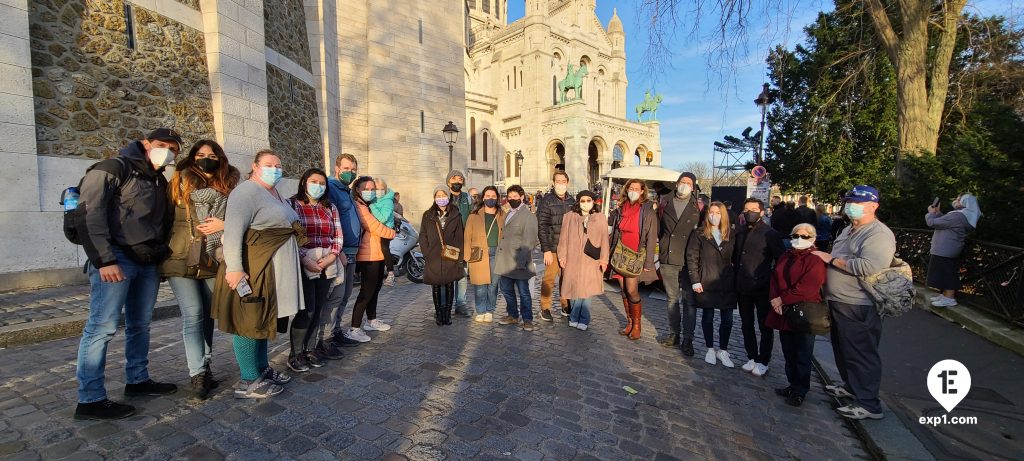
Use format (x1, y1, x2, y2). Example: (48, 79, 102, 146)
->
(676, 183, 692, 197)
(149, 147, 175, 169)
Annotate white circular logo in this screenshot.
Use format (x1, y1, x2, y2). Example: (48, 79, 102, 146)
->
(927, 359, 971, 413)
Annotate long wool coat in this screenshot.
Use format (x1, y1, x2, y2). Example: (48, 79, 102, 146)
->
(419, 206, 465, 286)
(686, 229, 738, 309)
(557, 211, 610, 299)
(464, 208, 504, 285)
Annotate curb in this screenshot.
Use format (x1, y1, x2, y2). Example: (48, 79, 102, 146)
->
(811, 357, 885, 461)
(920, 303, 1024, 358)
(0, 300, 181, 348)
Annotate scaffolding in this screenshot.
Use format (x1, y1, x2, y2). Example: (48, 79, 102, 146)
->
(712, 126, 759, 187)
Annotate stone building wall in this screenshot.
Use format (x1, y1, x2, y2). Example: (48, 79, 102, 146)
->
(266, 64, 322, 177)
(263, 0, 312, 72)
(29, 0, 214, 159)
(174, 0, 200, 9)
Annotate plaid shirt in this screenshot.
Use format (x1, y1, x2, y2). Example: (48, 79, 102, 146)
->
(289, 198, 343, 257)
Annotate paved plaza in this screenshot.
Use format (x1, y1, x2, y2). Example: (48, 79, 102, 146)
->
(0, 277, 866, 460)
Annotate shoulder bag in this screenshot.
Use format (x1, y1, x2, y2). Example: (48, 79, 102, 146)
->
(780, 254, 829, 335)
(434, 219, 461, 261)
(609, 209, 645, 276)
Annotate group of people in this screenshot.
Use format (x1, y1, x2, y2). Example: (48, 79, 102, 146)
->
(68, 128, 979, 426)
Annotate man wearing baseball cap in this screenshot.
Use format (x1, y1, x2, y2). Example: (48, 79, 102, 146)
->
(73, 128, 181, 420)
(811, 185, 895, 420)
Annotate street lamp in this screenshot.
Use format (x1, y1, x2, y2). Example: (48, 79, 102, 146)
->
(645, 151, 653, 165)
(515, 150, 524, 181)
(754, 83, 771, 165)
(442, 121, 459, 172)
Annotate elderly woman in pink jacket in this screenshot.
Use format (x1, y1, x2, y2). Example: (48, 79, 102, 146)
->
(557, 191, 610, 330)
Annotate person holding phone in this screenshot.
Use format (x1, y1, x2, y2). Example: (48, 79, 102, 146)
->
(926, 193, 981, 307)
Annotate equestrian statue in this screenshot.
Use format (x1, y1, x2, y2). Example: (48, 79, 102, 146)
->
(635, 90, 664, 122)
(558, 63, 589, 103)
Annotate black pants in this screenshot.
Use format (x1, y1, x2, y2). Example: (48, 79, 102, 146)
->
(382, 238, 394, 272)
(432, 283, 455, 323)
(738, 290, 774, 364)
(352, 261, 386, 328)
(780, 330, 816, 396)
(829, 300, 883, 413)
(701, 308, 734, 349)
(300, 272, 331, 351)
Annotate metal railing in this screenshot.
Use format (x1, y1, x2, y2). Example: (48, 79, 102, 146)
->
(892, 228, 1024, 327)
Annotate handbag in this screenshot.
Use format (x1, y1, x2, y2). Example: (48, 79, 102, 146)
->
(469, 214, 497, 263)
(608, 210, 645, 276)
(780, 255, 830, 335)
(185, 200, 219, 273)
(434, 220, 461, 261)
(581, 215, 601, 260)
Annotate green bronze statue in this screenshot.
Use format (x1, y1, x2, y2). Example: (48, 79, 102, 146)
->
(558, 63, 589, 103)
(635, 90, 664, 121)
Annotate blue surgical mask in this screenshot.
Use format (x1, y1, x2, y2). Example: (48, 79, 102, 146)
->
(360, 190, 376, 203)
(260, 166, 282, 186)
(483, 198, 498, 208)
(376, 190, 386, 199)
(844, 202, 865, 220)
(306, 183, 326, 199)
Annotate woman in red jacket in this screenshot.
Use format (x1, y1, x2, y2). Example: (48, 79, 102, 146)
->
(766, 223, 826, 407)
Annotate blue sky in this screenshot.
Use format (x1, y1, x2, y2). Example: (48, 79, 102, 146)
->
(506, 0, 1022, 170)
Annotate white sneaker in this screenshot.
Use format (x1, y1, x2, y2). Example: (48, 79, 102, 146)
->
(931, 296, 958, 307)
(717, 350, 735, 368)
(752, 363, 769, 376)
(474, 314, 484, 322)
(576, 323, 588, 331)
(742, 359, 757, 372)
(704, 348, 717, 365)
(483, 313, 493, 322)
(383, 272, 396, 287)
(344, 327, 371, 343)
(929, 294, 943, 302)
(568, 321, 579, 328)
(363, 319, 391, 331)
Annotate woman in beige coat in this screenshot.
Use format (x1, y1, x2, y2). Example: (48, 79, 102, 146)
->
(557, 191, 610, 330)
(464, 186, 504, 322)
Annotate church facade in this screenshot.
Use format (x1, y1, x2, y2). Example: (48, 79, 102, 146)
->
(463, 0, 661, 192)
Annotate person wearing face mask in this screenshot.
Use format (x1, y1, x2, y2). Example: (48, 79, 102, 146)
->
(733, 198, 785, 376)
(160, 139, 239, 400)
(324, 154, 360, 350)
(446, 170, 472, 317)
(465, 186, 505, 322)
(656, 172, 703, 354)
(495, 185, 541, 331)
(557, 191, 609, 331)
(537, 171, 576, 321)
(811, 185, 895, 420)
(925, 193, 981, 307)
(765, 223, 827, 407)
(73, 128, 181, 420)
(609, 179, 659, 341)
(286, 168, 345, 373)
(213, 149, 304, 399)
(421, 185, 466, 325)
(687, 201, 738, 367)
(345, 176, 397, 342)
(369, 177, 397, 286)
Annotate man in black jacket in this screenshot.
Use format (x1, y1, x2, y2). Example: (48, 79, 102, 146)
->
(536, 171, 576, 321)
(73, 129, 181, 421)
(733, 198, 786, 376)
(795, 195, 818, 226)
(657, 172, 703, 355)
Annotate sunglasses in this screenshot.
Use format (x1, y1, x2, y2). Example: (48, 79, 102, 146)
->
(790, 234, 814, 240)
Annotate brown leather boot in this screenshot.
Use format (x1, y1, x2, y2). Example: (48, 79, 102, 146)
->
(629, 299, 642, 340)
(618, 297, 633, 336)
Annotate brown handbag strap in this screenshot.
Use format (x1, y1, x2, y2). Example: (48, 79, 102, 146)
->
(434, 219, 446, 247)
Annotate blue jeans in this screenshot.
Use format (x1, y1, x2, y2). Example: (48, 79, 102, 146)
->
(328, 258, 358, 338)
(455, 269, 468, 309)
(168, 277, 215, 377)
(473, 248, 499, 314)
(500, 277, 533, 321)
(569, 298, 591, 325)
(77, 251, 159, 403)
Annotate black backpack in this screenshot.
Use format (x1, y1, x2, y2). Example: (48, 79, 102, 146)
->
(62, 158, 130, 245)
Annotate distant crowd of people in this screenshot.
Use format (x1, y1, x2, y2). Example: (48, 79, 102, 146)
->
(68, 128, 980, 425)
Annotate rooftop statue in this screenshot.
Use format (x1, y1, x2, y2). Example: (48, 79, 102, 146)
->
(558, 63, 589, 103)
(635, 90, 664, 122)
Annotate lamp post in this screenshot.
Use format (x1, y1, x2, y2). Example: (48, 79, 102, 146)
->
(442, 121, 459, 172)
(515, 150, 524, 183)
(754, 83, 770, 165)
(645, 151, 653, 165)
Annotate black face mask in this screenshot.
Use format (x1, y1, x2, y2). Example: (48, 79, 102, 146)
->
(743, 211, 761, 225)
(450, 183, 463, 192)
(196, 158, 220, 173)
(484, 198, 498, 208)
(507, 199, 522, 209)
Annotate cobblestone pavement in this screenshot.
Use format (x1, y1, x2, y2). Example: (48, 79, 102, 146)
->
(0, 284, 176, 327)
(0, 276, 866, 460)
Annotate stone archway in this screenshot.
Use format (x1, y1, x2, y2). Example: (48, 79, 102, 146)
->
(587, 136, 608, 188)
(613, 141, 628, 170)
(546, 139, 566, 181)
(635, 145, 650, 165)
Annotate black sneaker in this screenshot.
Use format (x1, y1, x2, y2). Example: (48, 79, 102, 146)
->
(203, 366, 220, 390)
(775, 387, 794, 398)
(330, 334, 361, 348)
(305, 351, 325, 368)
(261, 366, 292, 385)
(785, 394, 805, 407)
(315, 341, 345, 360)
(124, 379, 178, 397)
(288, 355, 311, 373)
(682, 338, 695, 357)
(74, 399, 136, 420)
(190, 374, 211, 400)
(540, 310, 554, 322)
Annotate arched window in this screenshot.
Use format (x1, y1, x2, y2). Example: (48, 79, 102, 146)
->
(483, 131, 489, 162)
(513, 66, 517, 89)
(483, 0, 489, 13)
(470, 117, 477, 161)
(552, 75, 557, 105)
(505, 153, 512, 178)
(598, 89, 601, 113)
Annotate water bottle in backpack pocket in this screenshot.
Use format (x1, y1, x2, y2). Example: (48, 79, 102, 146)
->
(61, 186, 83, 245)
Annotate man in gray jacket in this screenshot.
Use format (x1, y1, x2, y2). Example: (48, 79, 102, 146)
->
(812, 185, 895, 420)
(74, 129, 181, 420)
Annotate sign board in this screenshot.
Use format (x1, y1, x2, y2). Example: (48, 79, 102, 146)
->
(746, 176, 771, 205)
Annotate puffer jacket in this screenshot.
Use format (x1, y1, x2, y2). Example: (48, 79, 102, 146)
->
(537, 188, 575, 253)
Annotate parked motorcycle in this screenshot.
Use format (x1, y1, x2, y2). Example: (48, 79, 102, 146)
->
(390, 212, 425, 284)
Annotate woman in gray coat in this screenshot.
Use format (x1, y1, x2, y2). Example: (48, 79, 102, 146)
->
(495, 185, 540, 331)
(926, 193, 981, 307)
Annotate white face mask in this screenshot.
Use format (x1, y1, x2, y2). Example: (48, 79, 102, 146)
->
(554, 184, 568, 196)
(627, 191, 641, 202)
(791, 238, 814, 249)
(676, 183, 692, 197)
(149, 147, 175, 169)
(579, 201, 594, 213)
(709, 214, 721, 226)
